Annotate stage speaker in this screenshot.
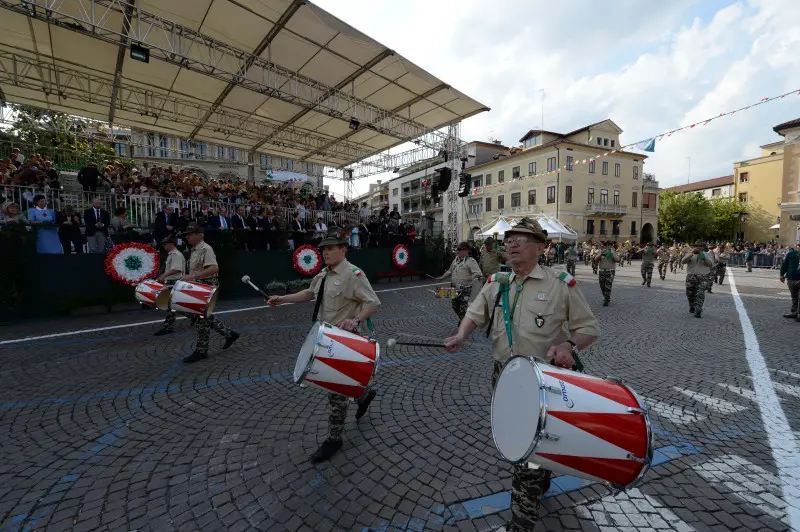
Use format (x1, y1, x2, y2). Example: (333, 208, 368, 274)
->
(434, 167, 452, 191)
(458, 173, 472, 197)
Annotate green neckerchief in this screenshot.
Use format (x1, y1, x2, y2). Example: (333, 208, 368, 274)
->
(500, 274, 527, 351)
(696, 251, 705, 263)
(604, 250, 614, 260)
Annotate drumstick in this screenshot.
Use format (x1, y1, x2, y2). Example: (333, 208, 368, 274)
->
(241, 275, 268, 298)
(387, 338, 446, 348)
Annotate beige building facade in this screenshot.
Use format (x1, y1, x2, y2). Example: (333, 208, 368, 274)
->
(776, 119, 800, 245)
(460, 120, 659, 244)
(733, 141, 784, 243)
(665, 175, 734, 199)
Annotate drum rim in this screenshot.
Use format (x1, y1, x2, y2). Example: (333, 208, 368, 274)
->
(294, 321, 326, 384)
(490, 355, 548, 464)
(619, 387, 654, 490)
(154, 286, 173, 311)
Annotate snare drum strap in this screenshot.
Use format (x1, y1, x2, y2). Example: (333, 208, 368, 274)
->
(311, 273, 374, 333)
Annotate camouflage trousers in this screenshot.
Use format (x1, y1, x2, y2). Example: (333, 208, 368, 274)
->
(492, 361, 551, 530)
(327, 387, 373, 441)
(196, 314, 234, 354)
(641, 263, 654, 285)
(452, 285, 472, 321)
(706, 271, 716, 293)
(566, 259, 576, 276)
(163, 311, 198, 330)
(657, 260, 668, 279)
(599, 269, 615, 302)
(714, 263, 727, 285)
(669, 258, 679, 273)
(685, 274, 707, 314)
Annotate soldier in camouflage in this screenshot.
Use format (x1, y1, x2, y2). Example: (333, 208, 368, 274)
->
(565, 243, 578, 276)
(437, 241, 483, 321)
(443, 217, 599, 532)
(640, 241, 656, 287)
(713, 244, 730, 285)
(179, 225, 240, 363)
(656, 245, 670, 280)
(682, 240, 714, 318)
(478, 237, 505, 277)
(267, 227, 381, 463)
(597, 242, 620, 306)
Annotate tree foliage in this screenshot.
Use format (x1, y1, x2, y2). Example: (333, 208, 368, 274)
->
(658, 190, 747, 243)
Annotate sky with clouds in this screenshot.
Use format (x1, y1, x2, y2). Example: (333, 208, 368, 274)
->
(316, 0, 800, 199)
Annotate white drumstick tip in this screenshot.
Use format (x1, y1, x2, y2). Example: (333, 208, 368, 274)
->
(387, 338, 396, 347)
(241, 275, 251, 283)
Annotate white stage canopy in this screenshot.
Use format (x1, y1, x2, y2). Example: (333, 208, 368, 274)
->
(478, 214, 578, 242)
(0, 0, 488, 169)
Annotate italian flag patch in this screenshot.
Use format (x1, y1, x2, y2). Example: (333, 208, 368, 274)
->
(558, 272, 577, 287)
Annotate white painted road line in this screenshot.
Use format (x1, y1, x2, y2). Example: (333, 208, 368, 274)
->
(728, 269, 800, 530)
(643, 397, 707, 425)
(574, 487, 696, 531)
(695, 455, 790, 525)
(673, 387, 748, 414)
(717, 383, 758, 402)
(0, 282, 448, 346)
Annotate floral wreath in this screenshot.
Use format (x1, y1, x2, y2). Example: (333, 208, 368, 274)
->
(105, 242, 160, 285)
(392, 244, 410, 269)
(293, 245, 323, 276)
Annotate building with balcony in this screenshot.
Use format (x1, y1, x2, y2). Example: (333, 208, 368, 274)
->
(387, 140, 508, 228)
(352, 180, 389, 213)
(665, 175, 735, 199)
(459, 119, 659, 244)
(733, 140, 785, 243)
(776, 118, 800, 245)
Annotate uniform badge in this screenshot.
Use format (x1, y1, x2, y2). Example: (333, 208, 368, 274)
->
(535, 315, 545, 328)
(536, 292, 547, 301)
(334, 280, 341, 286)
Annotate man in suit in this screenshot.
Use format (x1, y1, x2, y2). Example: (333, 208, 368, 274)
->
(230, 205, 248, 250)
(209, 206, 231, 231)
(84, 198, 110, 253)
(153, 205, 178, 243)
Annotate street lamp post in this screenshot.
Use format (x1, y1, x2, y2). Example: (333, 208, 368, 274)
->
(734, 210, 748, 242)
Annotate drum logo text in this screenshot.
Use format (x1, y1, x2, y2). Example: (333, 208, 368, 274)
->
(559, 380, 574, 408)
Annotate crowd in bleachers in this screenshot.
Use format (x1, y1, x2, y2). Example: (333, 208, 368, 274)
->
(1, 154, 424, 254)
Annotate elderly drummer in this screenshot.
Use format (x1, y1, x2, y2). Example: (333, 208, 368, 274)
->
(267, 226, 381, 463)
(443, 217, 599, 532)
(153, 234, 186, 336)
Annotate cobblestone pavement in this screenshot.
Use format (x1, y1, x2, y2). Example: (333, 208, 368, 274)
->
(0, 264, 798, 532)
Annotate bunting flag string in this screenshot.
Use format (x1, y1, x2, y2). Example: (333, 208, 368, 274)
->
(469, 87, 800, 193)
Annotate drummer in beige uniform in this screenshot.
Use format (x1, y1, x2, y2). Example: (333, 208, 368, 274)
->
(267, 227, 381, 463)
(442, 217, 599, 532)
(154, 234, 187, 336)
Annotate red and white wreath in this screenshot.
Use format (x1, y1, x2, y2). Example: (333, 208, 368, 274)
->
(105, 242, 160, 285)
(293, 245, 322, 276)
(392, 244, 410, 269)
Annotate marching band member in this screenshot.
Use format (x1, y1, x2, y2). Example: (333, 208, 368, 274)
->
(435, 241, 483, 322)
(597, 242, 620, 306)
(154, 234, 186, 336)
(179, 224, 240, 362)
(640, 241, 656, 287)
(656, 244, 670, 280)
(682, 240, 714, 318)
(267, 227, 380, 463)
(442, 217, 599, 531)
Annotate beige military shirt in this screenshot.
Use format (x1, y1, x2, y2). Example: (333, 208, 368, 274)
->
(479, 249, 503, 276)
(715, 250, 730, 264)
(641, 247, 656, 265)
(164, 249, 186, 281)
(682, 251, 713, 274)
(307, 259, 381, 329)
(465, 267, 599, 363)
(657, 249, 670, 261)
(445, 256, 482, 286)
(189, 240, 219, 284)
(597, 251, 619, 270)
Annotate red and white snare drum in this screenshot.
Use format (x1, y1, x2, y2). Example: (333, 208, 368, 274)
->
(168, 280, 219, 317)
(491, 356, 653, 489)
(134, 280, 172, 310)
(294, 321, 379, 398)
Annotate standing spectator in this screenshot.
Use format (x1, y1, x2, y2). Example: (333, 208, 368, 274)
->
(84, 198, 110, 253)
(28, 195, 62, 254)
(1, 202, 26, 225)
(779, 243, 800, 321)
(289, 211, 304, 250)
(57, 206, 83, 254)
(153, 205, 177, 243)
(209, 206, 230, 231)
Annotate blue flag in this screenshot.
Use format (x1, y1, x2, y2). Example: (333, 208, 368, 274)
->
(635, 138, 656, 152)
